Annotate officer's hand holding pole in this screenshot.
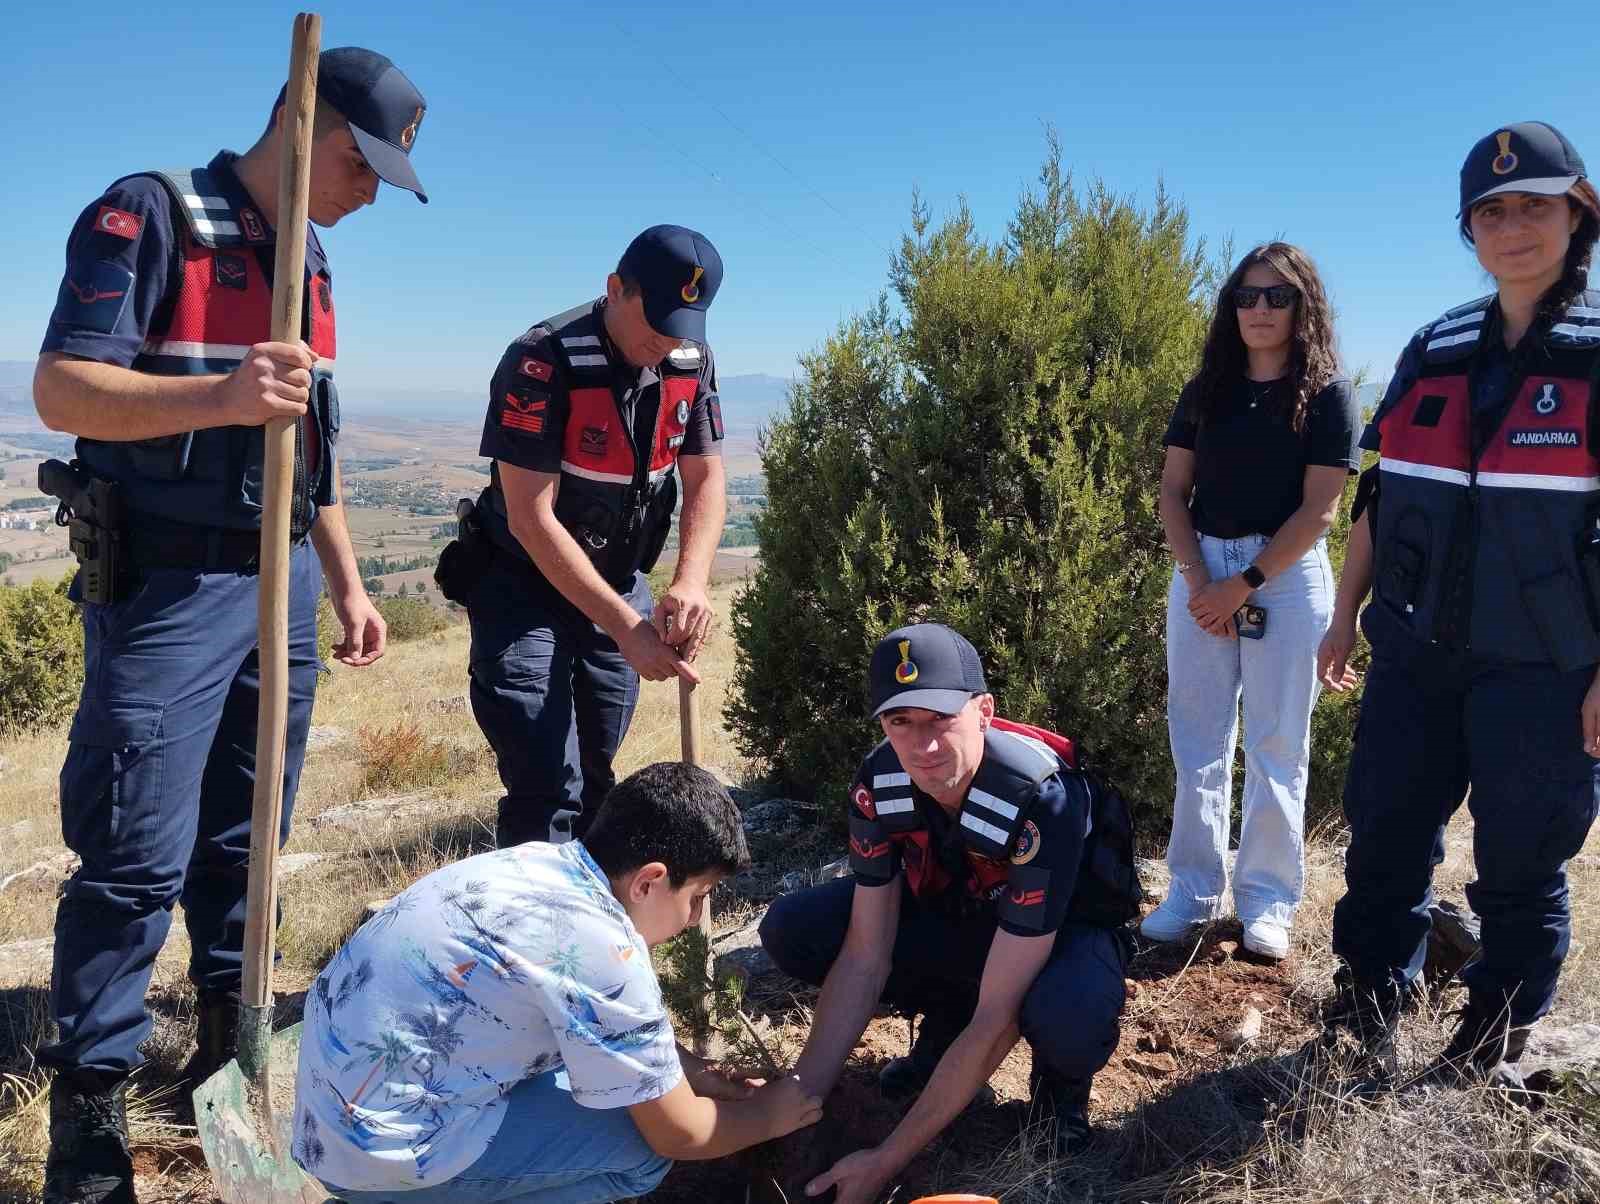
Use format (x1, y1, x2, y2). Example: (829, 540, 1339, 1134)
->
(620, 617, 701, 684)
(213, 341, 315, 427)
(652, 582, 714, 661)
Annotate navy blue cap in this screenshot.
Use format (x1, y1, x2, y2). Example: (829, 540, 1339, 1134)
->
(869, 624, 988, 718)
(617, 225, 723, 341)
(278, 47, 429, 203)
(1459, 121, 1586, 216)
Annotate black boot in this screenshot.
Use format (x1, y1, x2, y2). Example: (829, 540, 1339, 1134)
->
(1301, 967, 1401, 1095)
(1029, 1058, 1093, 1157)
(178, 989, 241, 1090)
(878, 1006, 968, 1100)
(44, 1069, 137, 1204)
(1420, 998, 1533, 1097)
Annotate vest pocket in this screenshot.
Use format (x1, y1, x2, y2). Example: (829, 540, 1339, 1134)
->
(1520, 568, 1598, 672)
(1378, 507, 1431, 619)
(124, 432, 194, 481)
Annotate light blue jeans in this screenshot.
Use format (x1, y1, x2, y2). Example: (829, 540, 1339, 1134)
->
(1163, 534, 1333, 926)
(322, 1070, 671, 1204)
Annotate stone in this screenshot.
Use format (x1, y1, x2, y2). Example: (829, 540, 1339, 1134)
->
(1126, 1051, 1178, 1078)
(278, 852, 341, 879)
(713, 916, 775, 984)
(1, 819, 36, 843)
(1135, 857, 1169, 902)
(305, 725, 347, 752)
(741, 799, 797, 835)
(1522, 1022, 1600, 1078)
(1424, 899, 1481, 985)
(1215, 940, 1239, 960)
(426, 694, 468, 716)
(0, 937, 56, 987)
(0, 851, 79, 898)
(309, 793, 435, 830)
(1224, 1007, 1263, 1051)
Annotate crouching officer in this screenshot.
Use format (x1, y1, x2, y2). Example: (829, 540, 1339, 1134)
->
(30, 48, 429, 1204)
(443, 226, 727, 847)
(1315, 121, 1600, 1095)
(759, 625, 1141, 1203)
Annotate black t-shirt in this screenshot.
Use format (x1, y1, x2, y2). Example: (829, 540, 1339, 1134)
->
(1163, 376, 1360, 538)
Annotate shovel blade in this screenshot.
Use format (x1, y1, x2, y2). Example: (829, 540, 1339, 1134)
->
(194, 1021, 326, 1204)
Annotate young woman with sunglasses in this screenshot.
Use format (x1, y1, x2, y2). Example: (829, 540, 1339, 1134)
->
(1144, 243, 1359, 959)
(1311, 123, 1600, 1092)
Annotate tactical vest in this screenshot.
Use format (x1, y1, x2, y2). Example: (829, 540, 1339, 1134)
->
(484, 302, 699, 586)
(75, 166, 339, 535)
(857, 718, 1140, 929)
(1370, 292, 1600, 670)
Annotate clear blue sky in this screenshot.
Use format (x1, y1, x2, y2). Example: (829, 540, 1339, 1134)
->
(3, 1, 1596, 411)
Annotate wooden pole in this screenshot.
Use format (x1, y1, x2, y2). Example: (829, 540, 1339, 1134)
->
(238, 10, 320, 1084)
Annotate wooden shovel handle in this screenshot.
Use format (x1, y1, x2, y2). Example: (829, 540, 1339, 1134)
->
(242, 11, 321, 1013)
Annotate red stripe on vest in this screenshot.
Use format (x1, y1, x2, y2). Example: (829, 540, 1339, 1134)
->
(1375, 378, 1471, 472)
(653, 377, 696, 471)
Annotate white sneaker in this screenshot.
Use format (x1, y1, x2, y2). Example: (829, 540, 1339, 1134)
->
(1242, 916, 1290, 960)
(1140, 896, 1219, 943)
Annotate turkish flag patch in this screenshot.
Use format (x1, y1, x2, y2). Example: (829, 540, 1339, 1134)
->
(94, 205, 142, 240)
(518, 357, 554, 382)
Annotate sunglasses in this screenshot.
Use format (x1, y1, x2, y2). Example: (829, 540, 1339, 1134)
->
(1232, 284, 1299, 310)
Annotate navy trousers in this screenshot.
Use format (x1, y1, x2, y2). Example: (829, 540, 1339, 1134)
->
(465, 554, 648, 848)
(40, 543, 321, 1075)
(759, 877, 1127, 1083)
(1333, 609, 1600, 1026)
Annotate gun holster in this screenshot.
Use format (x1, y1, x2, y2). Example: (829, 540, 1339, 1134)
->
(38, 459, 125, 605)
(434, 497, 494, 606)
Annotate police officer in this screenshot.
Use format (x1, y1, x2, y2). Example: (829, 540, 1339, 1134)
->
(759, 625, 1140, 1203)
(464, 226, 727, 848)
(1314, 122, 1600, 1093)
(31, 48, 429, 1204)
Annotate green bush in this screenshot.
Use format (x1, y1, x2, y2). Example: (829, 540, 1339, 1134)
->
(0, 573, 84, 736)
(728, 139, 1362, 845)
(316, 592, 451, 655)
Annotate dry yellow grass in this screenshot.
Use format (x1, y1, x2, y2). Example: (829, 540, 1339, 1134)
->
(1, 573, 1597, 1202)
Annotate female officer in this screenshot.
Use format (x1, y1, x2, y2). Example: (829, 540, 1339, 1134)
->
(1144, 243, 1358, 960)
(1315, 122, 1600, 1091)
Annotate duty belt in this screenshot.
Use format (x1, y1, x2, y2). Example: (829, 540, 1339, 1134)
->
(125, 519, 306, 574)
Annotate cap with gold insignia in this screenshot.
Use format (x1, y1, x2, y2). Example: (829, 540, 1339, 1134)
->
(1459, 121, 1585, 217)
(276, 47, 430, 203)
(869, 623, 988, 717)
(617, 225, 724, 342)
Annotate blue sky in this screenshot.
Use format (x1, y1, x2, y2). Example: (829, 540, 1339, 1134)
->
(2, 1, 1596, 413)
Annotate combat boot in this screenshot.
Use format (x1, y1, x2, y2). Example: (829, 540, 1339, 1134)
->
(177, 988, 241, 1091)
(1029, 1056, 1094, 1157)
(1419, 998, 1533, 1100)
(1300, 967, 1401, 1096)
(43, 1069, 136, 1204)
(878, 1006, 968, 1100)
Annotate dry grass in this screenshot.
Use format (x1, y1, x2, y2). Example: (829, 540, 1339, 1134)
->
(1, 574, 1598, 1202)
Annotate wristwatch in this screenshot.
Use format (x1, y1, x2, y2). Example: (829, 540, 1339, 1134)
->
(1241, 564, 1266, 589)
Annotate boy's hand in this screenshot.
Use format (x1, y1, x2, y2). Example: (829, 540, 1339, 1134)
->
(687, 1063, 763, 1100)
(757, 1075, 824, 1141)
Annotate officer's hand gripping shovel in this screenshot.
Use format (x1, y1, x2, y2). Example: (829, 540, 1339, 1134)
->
(193, 13, 326, 1202)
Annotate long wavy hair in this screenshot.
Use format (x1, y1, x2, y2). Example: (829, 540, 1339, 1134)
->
(1192, 242, 1339, 434)
(1461, 181, 1600, 327)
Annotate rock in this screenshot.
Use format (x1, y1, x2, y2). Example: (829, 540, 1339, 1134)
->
(1215, 940, 1239, 960)
(278, 852, 340, 879)
(1523, 1022, 1600, 1078)
(0, 851, 80, 898)
(1224, 1006, 1263, 1051)
(1135, 857, 1169, 902)
(818, 857, 851, 882)
(1, 819, 37, 843)
(309, 793, 435, 830)
(1425, 899, 1481, 985)
(713, 916, 775, 984)
(1136, 1030, 1172, 1054)
(426, 694, 468, 716)
(741, 799, 798, 835)
(1126, 1051, 1178, 1078)
(305, 725, 347, 752)
(362, 897, 395, 922)
(0, 937, 56, 987)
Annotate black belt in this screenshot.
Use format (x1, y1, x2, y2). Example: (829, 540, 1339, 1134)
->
(125, 520, 306, 573)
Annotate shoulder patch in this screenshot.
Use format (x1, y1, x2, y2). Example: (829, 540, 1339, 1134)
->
(55, 261, 134, 333)
(1011, 818, 1042, 865)
(93, 205, 142, 240)
(499, 385, 549, 436)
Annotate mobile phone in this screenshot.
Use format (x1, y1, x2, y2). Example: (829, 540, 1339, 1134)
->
(1235, 604, 1267, 640)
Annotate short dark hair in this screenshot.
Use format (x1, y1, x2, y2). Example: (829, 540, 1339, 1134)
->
(583, 762, 750, 886)
(614, 273, 643, 298)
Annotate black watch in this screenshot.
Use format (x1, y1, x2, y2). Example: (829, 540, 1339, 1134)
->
(1241, 564, 1266, 589)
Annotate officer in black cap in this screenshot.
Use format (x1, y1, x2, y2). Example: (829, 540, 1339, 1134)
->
(454, 225, 728, 847)
(30, 46, 429, 1204)
(758, 625, 1141, 1200)
(1313, 121, 1600, 1096)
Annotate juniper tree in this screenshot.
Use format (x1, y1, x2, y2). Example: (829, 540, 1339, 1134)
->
(729, 137, 1362, 836)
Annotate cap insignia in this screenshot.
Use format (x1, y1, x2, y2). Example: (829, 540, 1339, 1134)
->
(1491, 130, 1518, 176)
(681, 266, 704, 304)
(894, 639, 918, 685)
(400, 105, 423, 151)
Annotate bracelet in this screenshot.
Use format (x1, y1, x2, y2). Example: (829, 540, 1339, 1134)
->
(1176, 559, 1203, 574)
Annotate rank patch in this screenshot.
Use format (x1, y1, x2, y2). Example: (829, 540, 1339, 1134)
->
(500, 388, 548, 435)
(56, 261, 134, 334)
(214, 253, 248, 291)
(580, 426, 609, 457)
